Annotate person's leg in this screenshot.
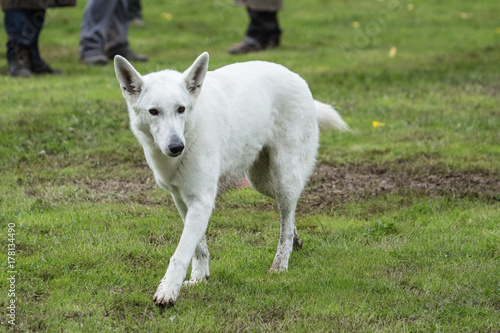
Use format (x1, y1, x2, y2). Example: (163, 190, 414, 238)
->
(246, 8, 281, 47)
(4, 9, 42, 76)
(105, 0, 147, 61)
(25, 10, 45, 66)
(127, 0, 142, 20)
(20, 10, 60, 74)
(80, 0, 120, 64)
(229, 8, 281, 54)
(104, 0, 129, 54)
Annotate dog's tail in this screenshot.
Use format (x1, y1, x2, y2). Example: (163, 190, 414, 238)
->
(314, 100, 350, 131)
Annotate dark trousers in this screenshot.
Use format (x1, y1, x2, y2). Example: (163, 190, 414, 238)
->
(3, 9, 46, 65)
(80, 0, 129, 57)
(246, 8, 281, 47)
(127, 0, 142, 20)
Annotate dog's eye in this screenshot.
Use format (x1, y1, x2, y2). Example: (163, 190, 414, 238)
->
(149, 108, 159, 116)
(177, 106, 185, 114)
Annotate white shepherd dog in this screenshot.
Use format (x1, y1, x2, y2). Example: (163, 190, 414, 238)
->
(114, 52, 349, 307)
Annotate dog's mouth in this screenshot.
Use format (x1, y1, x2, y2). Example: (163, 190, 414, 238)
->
(156, 144, 184, 158)
(166, 151, 183, 158)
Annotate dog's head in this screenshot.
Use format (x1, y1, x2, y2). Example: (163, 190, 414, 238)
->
(114, 52, 209, 157)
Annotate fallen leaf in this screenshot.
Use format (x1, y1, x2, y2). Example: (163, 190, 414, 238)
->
(460, 12, 473, 19)
(388, 46, 397, 58)
(161, 12, 173, 20)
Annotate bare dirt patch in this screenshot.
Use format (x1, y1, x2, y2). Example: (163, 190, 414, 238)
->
(22, 163, 172, 207)
(22, 161, 499, 214)
(75, 174, 158, 205)
(301, 162, 499, 214)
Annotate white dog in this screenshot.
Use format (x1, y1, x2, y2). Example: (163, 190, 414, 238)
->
(114, 52, 348, 307)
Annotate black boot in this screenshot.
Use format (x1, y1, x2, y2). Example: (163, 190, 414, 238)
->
(31, 59, 62, 75)
(246, 9, 281, 48)
(8, 48, 32, 78)
(29, 44, 61, 75)
(229, 9, 281, 54)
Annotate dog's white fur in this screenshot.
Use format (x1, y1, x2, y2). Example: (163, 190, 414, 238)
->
(114, 52, 348, 307)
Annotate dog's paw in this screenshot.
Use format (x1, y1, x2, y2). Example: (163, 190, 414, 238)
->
(268, 265, 288, 274)
(153, 283, 178, 308)
(268, 259, 288, 273)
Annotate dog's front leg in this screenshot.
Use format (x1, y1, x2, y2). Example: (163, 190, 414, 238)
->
(153, 199, 213, 307)
(172, 193, 210, 286)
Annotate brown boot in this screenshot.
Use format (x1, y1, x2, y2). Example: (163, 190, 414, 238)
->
(229, 37, 263, 54)
(9, 48, 32, 78)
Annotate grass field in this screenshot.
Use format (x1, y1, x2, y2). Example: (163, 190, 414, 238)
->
(1, 0, 499, 331)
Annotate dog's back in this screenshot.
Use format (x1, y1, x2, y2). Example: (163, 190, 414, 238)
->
(188, 61, 319, 187)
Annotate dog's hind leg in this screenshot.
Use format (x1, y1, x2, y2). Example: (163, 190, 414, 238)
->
(267, 110, 318, 272)
(268, 172, 300, 273)
(249, 147, 304, 258)
(267, 148, 311, 273)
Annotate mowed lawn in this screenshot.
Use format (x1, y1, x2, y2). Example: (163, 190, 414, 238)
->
(1, 0, 499, 331)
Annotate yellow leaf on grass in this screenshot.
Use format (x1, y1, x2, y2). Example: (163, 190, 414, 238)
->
(373, 121, 386, 128)
(388, 46, 397, 58)
(406, 3, 415, 11)
(351, 21, 360, 28)
(460, 12, 473, 19)
(161, 12, 173, 20)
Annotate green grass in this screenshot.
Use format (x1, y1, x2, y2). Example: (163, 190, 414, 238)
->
(1, 0, 499, 331)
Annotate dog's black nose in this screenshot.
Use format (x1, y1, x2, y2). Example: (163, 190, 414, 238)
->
(168, 142, 184, 156)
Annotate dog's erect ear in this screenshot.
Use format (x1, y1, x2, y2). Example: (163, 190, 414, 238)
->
(183, 52, 209, 96)
(114, 55, 143, 105)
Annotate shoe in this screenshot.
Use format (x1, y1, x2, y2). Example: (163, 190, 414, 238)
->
(229, 37, 263, 54)
(80, 53, 109, 66)
(31, 60, 62, 75)
(229, 36, 280, 54)
(8, 49, 32, 77)
(107, 48, 147, 62)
